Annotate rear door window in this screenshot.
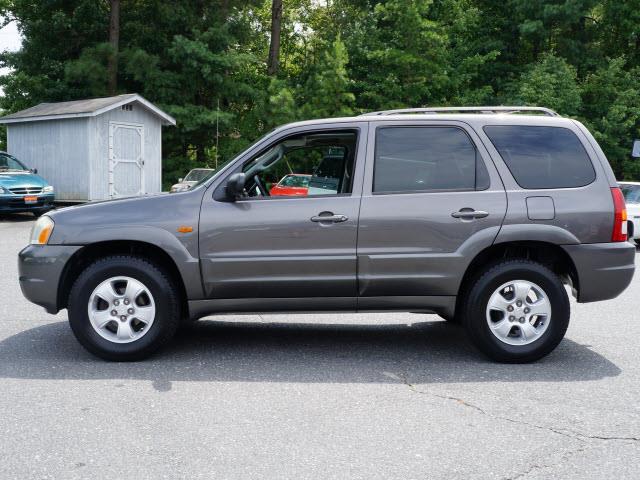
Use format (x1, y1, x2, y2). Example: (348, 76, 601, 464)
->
(373, 126, 490, 193)
(483, 126, 596, 189)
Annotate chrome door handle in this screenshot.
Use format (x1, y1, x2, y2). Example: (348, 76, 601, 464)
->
(451, 209, 489, 219)
(311, 213, 348, 223)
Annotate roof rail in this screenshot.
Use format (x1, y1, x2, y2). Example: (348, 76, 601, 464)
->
(360, 106, 560, 117)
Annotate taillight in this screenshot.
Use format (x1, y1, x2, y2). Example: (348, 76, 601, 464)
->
(611, 187, 628, 242)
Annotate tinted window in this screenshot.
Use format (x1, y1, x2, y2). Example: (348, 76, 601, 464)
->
(374, 127, 489, 193)
(484, 126, 596, 189)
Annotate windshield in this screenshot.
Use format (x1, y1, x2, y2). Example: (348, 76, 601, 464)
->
(620, 184, 640, 204)
(184, 169, 215, 183)
(0, 153, 28, 172)
(279, 174, 311, 188)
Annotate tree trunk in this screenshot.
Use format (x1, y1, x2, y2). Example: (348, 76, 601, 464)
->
(196, 142, 206, 166)
(107, 0, 120, 96)
(267, 0, 283, 76)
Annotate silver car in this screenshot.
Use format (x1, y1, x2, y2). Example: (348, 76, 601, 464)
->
(18, 106, 636, 362)
(170, 168, 215, 193)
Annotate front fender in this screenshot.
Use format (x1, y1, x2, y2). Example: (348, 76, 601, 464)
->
(46, 192, 205, 299)
(53, 225, 204, 300)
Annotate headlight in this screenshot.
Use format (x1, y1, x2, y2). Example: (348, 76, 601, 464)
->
(43, 185, 54, 193)
(171, 184, 191, 193)
(0, 186, 9, 194)
(30, 216, 54, 245)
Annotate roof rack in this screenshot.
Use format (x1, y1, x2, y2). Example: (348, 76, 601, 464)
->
(360, 106, 560, 117)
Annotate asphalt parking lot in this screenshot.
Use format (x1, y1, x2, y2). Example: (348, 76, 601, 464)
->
(1, 214, 639, 480)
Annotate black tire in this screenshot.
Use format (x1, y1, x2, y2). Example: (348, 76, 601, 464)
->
(461, 260, 570, 363)
(67, 255, 181, 361)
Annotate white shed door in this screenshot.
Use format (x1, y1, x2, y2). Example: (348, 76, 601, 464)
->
(109, 122, 145, 198)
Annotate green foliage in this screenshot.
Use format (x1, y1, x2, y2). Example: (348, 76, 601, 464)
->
(581, 58, 640, 178)
(514, 54, 582, 116)
(300, 36, 355, 118)
(264, 78, 298, 128)
(346, 0, 450, 109)
(0, 0, 639, 181)
(65, 43, 113, 96)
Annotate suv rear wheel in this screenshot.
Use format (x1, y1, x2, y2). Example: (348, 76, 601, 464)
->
(67, 255, 180, 361)
(461, 260, 570, 363)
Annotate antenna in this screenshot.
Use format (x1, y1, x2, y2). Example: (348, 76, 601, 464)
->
(215, 98, 220, 170)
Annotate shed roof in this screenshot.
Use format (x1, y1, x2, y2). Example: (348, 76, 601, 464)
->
(0, 93, 176, 126)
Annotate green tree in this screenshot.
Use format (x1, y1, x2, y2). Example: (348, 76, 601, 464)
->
(300, 36, 355, 118)
(347, 0, 449, 110)
(514, 54, 582, 116)
(2, 0, 640, 182)
(0, 1, 109, 111)
(581, 57, 640, 178)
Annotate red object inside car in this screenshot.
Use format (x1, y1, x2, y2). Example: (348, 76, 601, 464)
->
(269, 174, 311, 196)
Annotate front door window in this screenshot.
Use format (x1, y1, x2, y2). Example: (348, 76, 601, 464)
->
(241, 130, 358, 198)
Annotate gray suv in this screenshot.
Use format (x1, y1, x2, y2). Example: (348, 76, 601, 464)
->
(18, 106, 635, 363)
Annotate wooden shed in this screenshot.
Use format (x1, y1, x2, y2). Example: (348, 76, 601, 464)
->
(0, 94, 176, 201)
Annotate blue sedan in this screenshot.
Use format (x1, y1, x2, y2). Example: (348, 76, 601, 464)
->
(0, 152, 54, 216)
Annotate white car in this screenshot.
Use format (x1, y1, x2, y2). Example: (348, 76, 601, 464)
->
(619, 181, 640, 245)
(170, 168, 215, 193)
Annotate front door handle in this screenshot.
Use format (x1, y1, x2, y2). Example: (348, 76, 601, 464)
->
(311, 212, 349, 223)
(451, 208, 489, 219)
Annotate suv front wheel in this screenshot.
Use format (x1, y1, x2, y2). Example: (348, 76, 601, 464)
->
(67, 255, 181, 361)
(461, 260, 570, 363)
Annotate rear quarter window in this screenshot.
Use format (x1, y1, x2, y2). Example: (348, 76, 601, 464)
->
(483, 125, 596, 189)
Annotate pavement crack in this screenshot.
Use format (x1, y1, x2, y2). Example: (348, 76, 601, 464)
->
(383, 371, 486, 414)
(576, 434, 640, 441)
(383, 371, 639, 445)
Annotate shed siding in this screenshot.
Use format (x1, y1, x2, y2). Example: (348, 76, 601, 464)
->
(89, 105, 162, 200)
(7, 119, 90, 201)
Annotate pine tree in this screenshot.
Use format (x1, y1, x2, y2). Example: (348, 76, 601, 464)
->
(300, 36, 355, 118)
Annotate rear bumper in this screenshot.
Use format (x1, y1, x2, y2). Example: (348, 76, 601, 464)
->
(562, 242, 636, 303)
(18, 244, 82, 313)
(0, 193, 55, 213)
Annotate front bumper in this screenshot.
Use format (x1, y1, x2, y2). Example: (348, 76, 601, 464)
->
(18, 244, 82, 313)
(562, 242, 636, 303)
(0, 193, 55, 213)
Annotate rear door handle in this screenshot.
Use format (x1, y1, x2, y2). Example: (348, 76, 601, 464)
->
(451, 209, 489, 219)
(311, 213, 348, 223)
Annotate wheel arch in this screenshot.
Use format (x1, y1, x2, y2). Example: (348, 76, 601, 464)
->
(455, 240, 579, 317)
(58, 240, 189, 318)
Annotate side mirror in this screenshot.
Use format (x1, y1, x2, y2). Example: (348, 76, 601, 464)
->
(178, 177, 183, 183)
(225, 172, 246, 201)
(632, 140, 640, 158)
(30, 168, 38, 174)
